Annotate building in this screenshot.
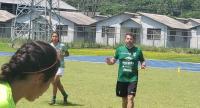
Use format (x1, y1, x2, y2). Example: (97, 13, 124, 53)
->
(54, 11, 96, 42)
(184, 18, 200, 49)
(120, 17, 142, 44)
(138, 12, 191, 48)
(0, 10, 15, 38)
(93, 12, 193, 48)
(15, 11, 96, 42)
(0, 0, 97, 43)
(0, 0, 77, 14)
(92, 12, 137, 46)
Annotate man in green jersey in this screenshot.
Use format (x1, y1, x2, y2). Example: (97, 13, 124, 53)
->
(106, 32, 146, 108)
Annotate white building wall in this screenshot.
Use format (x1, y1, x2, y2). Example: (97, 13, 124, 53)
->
(96, 25, 102, 44)
(121, 20, 141, 28)
(16, 13, 75, 43)
(197, 27, 200, 49)
(115, 25, 121, 45)
(121, 20, 142, 43)
(191, 26, 200, 49)
(96, 22, 121, 46)
(95, 14, 133, 45)
(16, 12, 43, 24)
(141, 16, 167, 47)
(51, 14, 75, 43)
(190, 29, 198, 49)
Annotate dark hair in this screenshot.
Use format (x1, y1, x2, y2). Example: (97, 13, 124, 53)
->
(125, 32, 136, 39)
(51, 31, 60, 42)
(0, 41, 59, 83)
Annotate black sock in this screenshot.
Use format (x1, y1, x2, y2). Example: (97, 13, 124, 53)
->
(52, 96, 56, 101)
(61, 91, 68, 97)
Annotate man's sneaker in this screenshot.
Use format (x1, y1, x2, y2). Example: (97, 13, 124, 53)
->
(63, 96, 68, 105)
(49, 99, 56, 105)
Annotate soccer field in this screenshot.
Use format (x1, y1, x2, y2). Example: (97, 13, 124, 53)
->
(0, 57, 200, 108)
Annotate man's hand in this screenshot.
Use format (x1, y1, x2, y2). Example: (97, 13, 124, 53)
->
(141, 62, 146, 69)
(106, 57, 116, 65)
(64, 50, 69, 57)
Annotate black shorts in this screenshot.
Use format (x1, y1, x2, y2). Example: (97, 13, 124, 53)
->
(116, 81, 138, 97)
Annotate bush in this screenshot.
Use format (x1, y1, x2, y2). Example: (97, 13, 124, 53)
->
(64, 41, 114, 49)
(138, 45, 200, 54)
(0, 38, 10, 43)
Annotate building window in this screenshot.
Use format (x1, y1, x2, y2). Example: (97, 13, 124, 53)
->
(130, 28, 140, 36)
(169, 30, 176, 41)
(56, 25, 68, 36)
(0, 24, 6, 33)
(1, 3, 16, 14)
(102, 26, 115, 37)
(147, 28, 161, 40)
(182, 31, 189, 42)
(77, 26, 84, 33)
(102, 26, 106, 37)
(77, 26, 85, 38)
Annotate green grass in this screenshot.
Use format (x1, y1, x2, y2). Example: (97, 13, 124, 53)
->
(69, 49, 200, 63)
(0, 43, 16, 52)
(69, 48, 114, 56)
(144, 51, 200, 63)
(0, 57, 200, 108)
(1, 43, 200, 63)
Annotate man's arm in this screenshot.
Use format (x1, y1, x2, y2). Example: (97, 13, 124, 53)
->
(139, 49, 146, 69)
(140, 61, 146, 69)
(106, 48, 118, 65)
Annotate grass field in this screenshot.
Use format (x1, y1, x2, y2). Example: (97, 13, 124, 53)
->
(1, 43, 200, 62)
(0, 43, 16, 52)
(70, 49, 200, 63)
(0, 57, 200, 108)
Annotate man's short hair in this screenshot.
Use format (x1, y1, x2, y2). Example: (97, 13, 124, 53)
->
(125, 32, 135, 39)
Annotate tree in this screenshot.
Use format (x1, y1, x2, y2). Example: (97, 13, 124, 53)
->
(64, 0, 200, 18)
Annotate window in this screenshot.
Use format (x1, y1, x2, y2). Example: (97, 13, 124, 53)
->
(0, 24, 6, 33)
(56, 25, 68, 36)
(77, 26, 84, 32)
(147, 28, 161, 40)
(130, 28, 140, 36)
(102, 26, 106, 37)
(130, 28, 139, 34)
(38, 23, 47, 36)
(1, 3, 16, 14)
(101, 26, 115, 37)
(169, 30, 176, 41)
(107, 27, 115, 38)
(182, 31, 188, 42)
(77, 26, 85, 38)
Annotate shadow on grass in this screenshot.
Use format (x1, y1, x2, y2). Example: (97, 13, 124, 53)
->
(48, 100, 84, 107)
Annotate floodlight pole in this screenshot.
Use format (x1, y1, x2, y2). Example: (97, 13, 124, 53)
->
(45, 0, 47, 39)
(29, 0, 34, 40)
(12, 0, 70, 44)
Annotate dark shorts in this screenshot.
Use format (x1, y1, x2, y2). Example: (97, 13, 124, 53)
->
(116, 81, 138, 97)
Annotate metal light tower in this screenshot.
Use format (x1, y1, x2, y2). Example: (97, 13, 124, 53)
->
(11, 0, 60, 44)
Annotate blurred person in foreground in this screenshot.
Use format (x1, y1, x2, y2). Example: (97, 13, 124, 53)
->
(0, 41, 59, 108)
